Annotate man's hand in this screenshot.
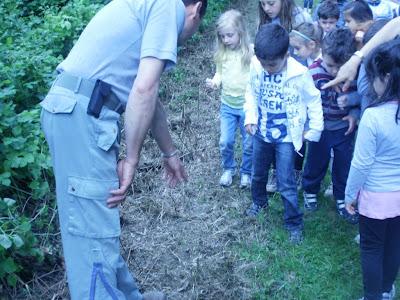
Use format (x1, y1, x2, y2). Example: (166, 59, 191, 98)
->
(321, 55, 362, 91)
(108, 159, 136, 208)
(343, 115, 356, 136)
(163, 155, 188, 187)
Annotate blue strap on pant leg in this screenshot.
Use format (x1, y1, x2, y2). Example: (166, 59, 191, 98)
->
(89, 263, 119, 300)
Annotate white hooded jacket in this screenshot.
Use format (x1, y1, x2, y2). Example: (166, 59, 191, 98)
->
(244, 56, 324, 152)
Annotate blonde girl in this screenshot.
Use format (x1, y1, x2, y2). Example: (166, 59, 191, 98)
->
(205, 9, 253, 188)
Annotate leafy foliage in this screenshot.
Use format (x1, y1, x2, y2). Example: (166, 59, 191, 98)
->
(0, 0, 105, 291)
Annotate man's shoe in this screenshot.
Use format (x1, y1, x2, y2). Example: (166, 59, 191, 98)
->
(143, 291, 167, 300)
(336, 199, 359, 224)
(240, 173, 251, 189)
(266, 169, 277, 193)
(289, 229, 303, 245)
(220, 170, 234, 187)
(246, 203, 266, 217)
(303, 192, 318, 211)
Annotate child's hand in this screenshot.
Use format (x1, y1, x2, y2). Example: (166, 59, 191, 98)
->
(245, 124, 257, 135)
(205, 78, 217, 90)
(337, 94, 348, 110)
(345, 202, 357, 215)
(343, 115, 356, 136)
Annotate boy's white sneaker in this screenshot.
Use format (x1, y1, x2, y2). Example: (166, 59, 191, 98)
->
(382, 285, 396, 300)
(220, 170, 234, 187)
(303, 192, 318, 211)
(240, 174, 251, 189)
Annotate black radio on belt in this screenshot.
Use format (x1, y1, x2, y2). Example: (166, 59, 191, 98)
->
(87, 79, 112, 118)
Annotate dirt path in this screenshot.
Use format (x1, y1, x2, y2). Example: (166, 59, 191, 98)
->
(119, 1, 263, 299)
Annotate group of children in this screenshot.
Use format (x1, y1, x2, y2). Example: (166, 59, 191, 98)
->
(205, 1, 400, 299)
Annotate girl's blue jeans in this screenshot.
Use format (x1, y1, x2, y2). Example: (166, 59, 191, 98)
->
(219, 103, 253, 175)
(251, 136, 303, 231)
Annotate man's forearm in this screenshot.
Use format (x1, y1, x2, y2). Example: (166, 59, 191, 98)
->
(150, 100, 176, 155)
(124, 84, 159, 167)
(361, 16, 400, 56)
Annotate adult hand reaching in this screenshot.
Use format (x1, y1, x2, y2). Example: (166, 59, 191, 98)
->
(321, 55, 362, 92)
(163, 155, 188, 188)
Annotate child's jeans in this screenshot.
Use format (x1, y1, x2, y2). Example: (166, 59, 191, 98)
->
(302, 127, 355, 200)
(219, 103, 253, 175)
(359, 215, 400, 300)
(251, 136, 303, 231)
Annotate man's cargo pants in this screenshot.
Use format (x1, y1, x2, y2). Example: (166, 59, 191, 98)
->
(40, 85, 142, 300)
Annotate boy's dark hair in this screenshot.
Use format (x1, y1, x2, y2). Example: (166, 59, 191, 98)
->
(317, 1, 340, 20)
(182, 0, 208, 18)
(343, 0, 373, 23)
(365, 38, 400, 122)
(255, 24, 289, 60)
(322, 28, 357, 65)
(363, 19, 390, 44)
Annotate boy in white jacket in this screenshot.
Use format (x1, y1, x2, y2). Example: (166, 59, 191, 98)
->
(244, 23, 323, 244)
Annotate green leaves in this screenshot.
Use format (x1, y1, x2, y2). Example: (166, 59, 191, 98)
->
(0, 235, 12, 249)
(0, 0, 108, 291)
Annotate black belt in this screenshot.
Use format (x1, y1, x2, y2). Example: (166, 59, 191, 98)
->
(53, 72, 125, 115)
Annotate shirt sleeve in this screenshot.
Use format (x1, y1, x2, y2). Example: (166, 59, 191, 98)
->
(140, 0, 184, 67)
(302, 71, 324, 142)
(345, 109, 377, 203)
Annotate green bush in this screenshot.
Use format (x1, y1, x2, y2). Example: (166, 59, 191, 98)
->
(0, 0, 104, 291)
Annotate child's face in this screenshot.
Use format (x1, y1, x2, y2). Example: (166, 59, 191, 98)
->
(218, 26, 240, 50)
(260, 0, 282, 19)
(344, 12, 362, 34)
(318, 17, 338, 34)
(258, 53, 289, 74)
(321, 54, 342, 77)
(290, 36, 315, 60)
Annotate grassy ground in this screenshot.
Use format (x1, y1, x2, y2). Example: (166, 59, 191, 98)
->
(237, 187, 363, 299)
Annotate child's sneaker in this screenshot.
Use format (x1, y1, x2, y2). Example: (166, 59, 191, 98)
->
(246, 203, 267, 218)
(303, 192, 318, 211)
(240, 173, 251, 189)
(288, 229, 303, 245)
(220, 170, 234, 187)
(336, 199, 359, 224)
(295, 170, 303, 190)
(382, 284, 396, 300)
(324, 182, 333, 198)
(266, 169, 277, 193)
